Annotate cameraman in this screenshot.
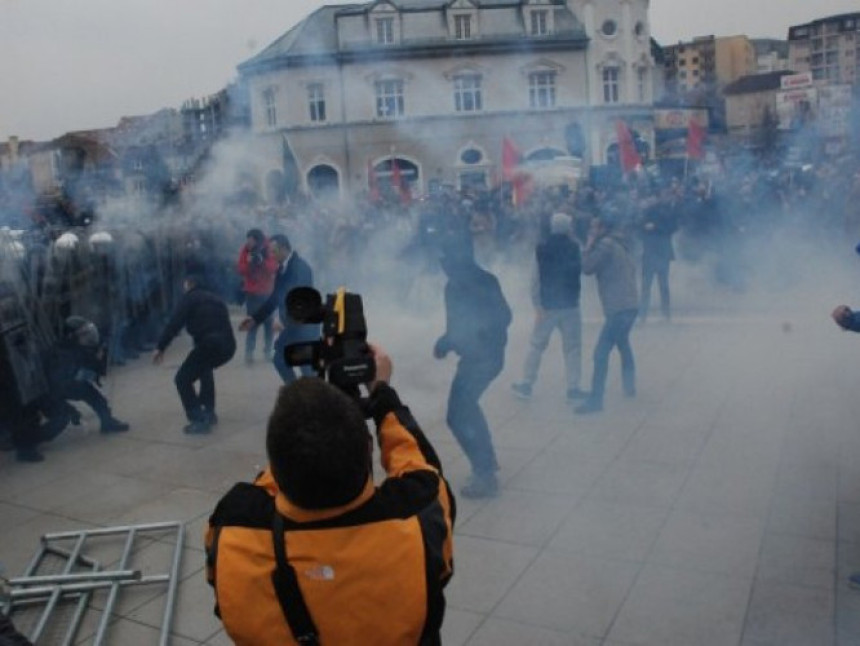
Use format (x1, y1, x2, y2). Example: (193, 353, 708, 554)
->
(205, 345, 455, 645)
(237, 229, 277, 364)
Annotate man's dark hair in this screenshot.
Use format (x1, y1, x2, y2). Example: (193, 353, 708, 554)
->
(246, 228, 264, 243)
(269, 233, 292, 251)
(266, 378, 370, 509)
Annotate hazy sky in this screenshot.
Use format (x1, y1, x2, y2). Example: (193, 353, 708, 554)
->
(1, 0, 858, 142)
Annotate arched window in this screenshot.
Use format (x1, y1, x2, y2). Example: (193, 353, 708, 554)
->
(372, 157, 419, 196)
(307, 165, 340, 198)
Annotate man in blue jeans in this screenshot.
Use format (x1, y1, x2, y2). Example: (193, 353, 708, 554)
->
(576, 212, 639, 415)
(239, 234, 318, 383)
(434, 239, 511, 498)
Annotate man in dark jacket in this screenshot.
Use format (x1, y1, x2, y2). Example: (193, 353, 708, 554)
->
(239, 234, 318, 384)
(434, 238, 511, 498)
(154, 274, 236, 434)
(511, 212, 586, 403)
(44, 316, 129, 435)
(638, 189, 679, 322)
(576, 212, 639, 415)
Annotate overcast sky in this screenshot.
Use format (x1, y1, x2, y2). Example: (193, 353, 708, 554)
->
(1, 0, 858, 143)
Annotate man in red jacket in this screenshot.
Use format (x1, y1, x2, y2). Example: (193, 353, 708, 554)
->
(237, 229, 277, 364)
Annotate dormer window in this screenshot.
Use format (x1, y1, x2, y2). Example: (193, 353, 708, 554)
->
(455, 14, 472, 40)
(376, 17, 394, 44)
(530, 10, 548, 36)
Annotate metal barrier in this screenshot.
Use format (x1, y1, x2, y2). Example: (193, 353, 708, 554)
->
(1, 521, 185, 646)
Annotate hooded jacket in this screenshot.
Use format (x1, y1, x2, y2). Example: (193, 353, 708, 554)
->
(582, 230, 638, 317)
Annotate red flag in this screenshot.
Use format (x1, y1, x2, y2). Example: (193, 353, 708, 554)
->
(687, 118, 706, 160)
(501, 136, 533, 207)
(367, 159, 380, 203)
(501, 136, 521, 182)
(615, 120, 642, 174)
(390, 157, 411, 205)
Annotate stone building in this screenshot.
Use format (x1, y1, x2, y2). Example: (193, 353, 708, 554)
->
(236, 0, 655, 200)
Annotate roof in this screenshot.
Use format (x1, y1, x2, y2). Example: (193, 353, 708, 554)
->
(722, 70, 795, 96)
(240, 0, 584, 73)
(243, 6, 347, 66)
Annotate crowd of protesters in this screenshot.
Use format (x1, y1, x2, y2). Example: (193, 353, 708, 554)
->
(1, 143, 859, 462)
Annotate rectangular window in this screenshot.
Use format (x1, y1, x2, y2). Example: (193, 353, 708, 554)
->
(376, 17, 394, 44)
(528, 71, 556, 109)
(454, 15, 472, 40)
(602, 67, 620, 103)
(308, 83, 326, 123)
(530, 10, 548, 36)
(375, 79, 404, 118)
(263, 88, 277, 127)
(454, 75, 482, 112)
(637, 68, 647, 102)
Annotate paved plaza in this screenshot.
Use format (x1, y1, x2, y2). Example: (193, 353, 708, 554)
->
(3, 260, 860, 645)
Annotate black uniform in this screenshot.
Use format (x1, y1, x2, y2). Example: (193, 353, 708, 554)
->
(157, 286, 236, 425)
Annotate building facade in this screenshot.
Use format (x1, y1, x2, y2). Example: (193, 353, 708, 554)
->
(723, 71, 792, 142)
(237, 0, 655, 200)
(662, 35, 755, 96)
(788, 12, 860, 87)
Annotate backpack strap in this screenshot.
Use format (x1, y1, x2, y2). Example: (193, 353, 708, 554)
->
(271, 513, 320, 645)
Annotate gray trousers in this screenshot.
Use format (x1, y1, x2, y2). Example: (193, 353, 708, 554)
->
(521, 306, 582, 391)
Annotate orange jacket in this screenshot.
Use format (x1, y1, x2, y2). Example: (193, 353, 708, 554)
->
(206, 384, 455, 645)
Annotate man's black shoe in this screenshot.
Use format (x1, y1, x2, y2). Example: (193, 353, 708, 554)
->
(574, 400, 603, 415)
(16, 447, 45, 463)
(183, 420, 212, 435)
(67, 405, 82, 426)
(203, 411, 218, 426)
(100, 418, 130, 434)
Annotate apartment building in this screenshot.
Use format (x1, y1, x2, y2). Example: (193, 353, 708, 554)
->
(788, 12, 860, 86)
(662, 35, 756, 95)
(237, 0, 655, 199)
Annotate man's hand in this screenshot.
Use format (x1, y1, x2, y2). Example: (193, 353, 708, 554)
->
(153, 350, 164, 365)
(272, 320, 284, 333)
(433, 336, 450, 359)
(238, 317, 255, 332)
(832, 305, 853, 329)
(368, 343, 392, 392)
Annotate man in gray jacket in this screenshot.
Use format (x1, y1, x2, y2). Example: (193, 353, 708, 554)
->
(576, 211, 639, 414)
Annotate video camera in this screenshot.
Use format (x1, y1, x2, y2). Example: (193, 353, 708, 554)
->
(284, 287, 375, 395)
